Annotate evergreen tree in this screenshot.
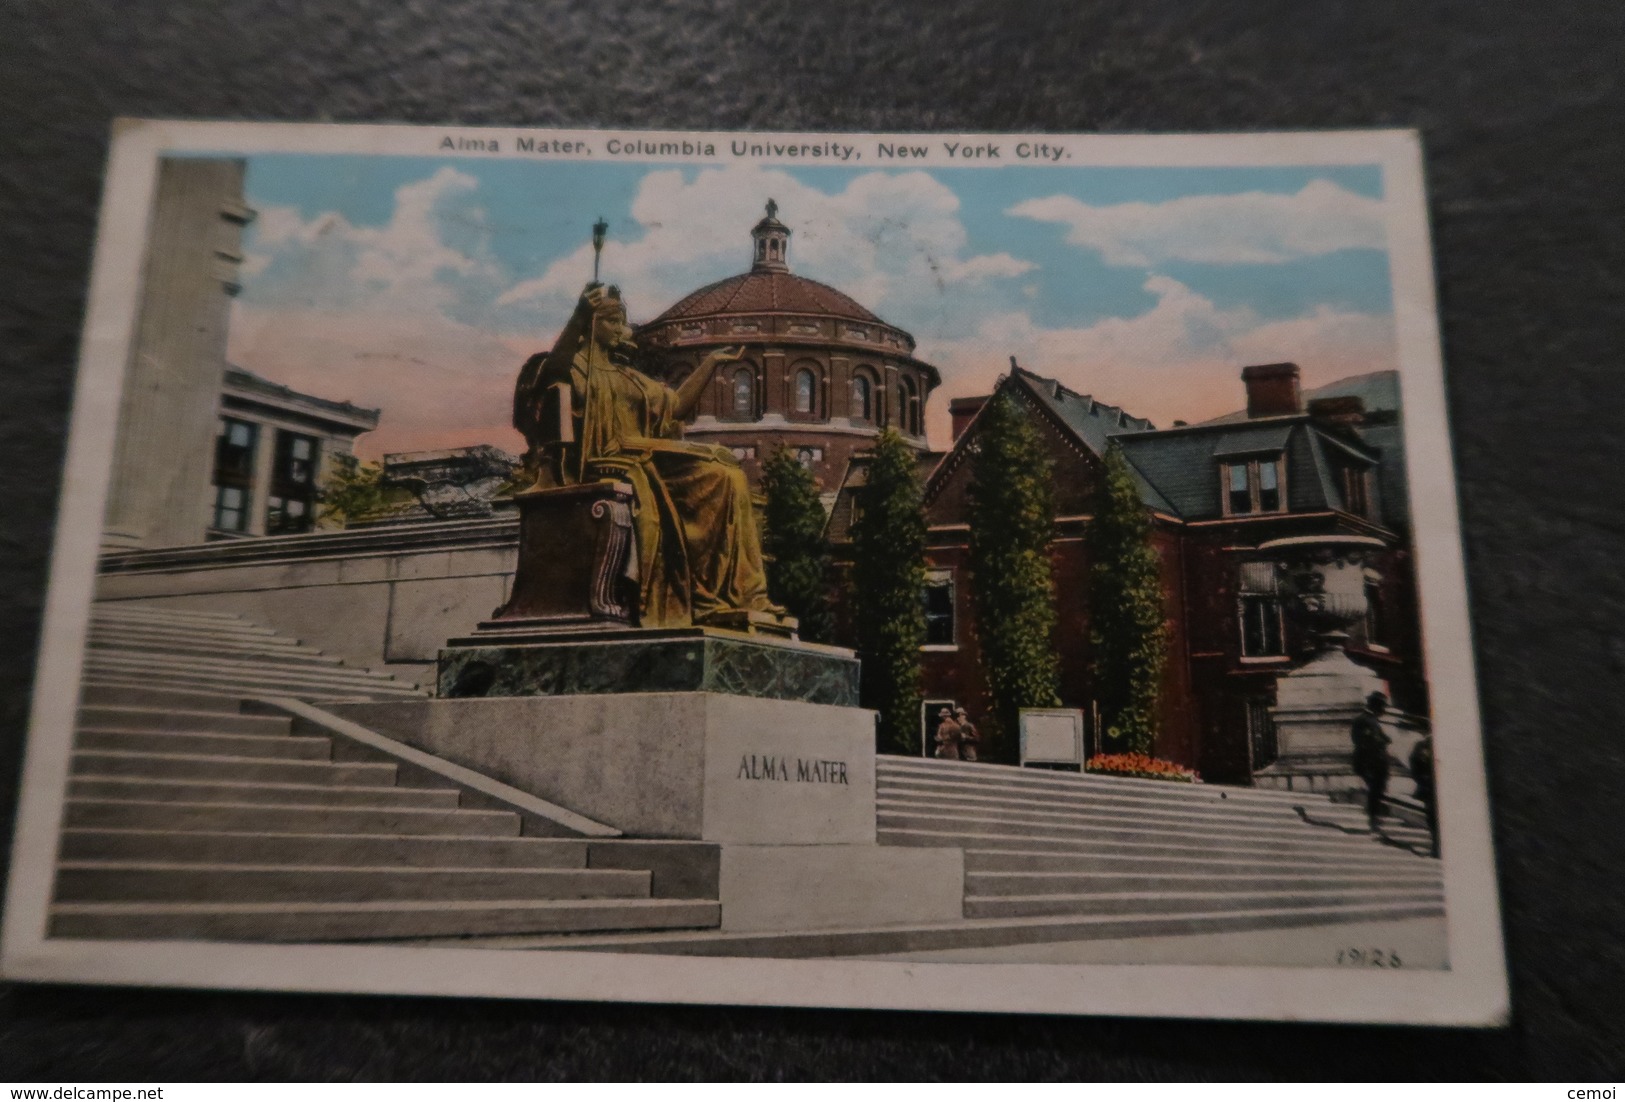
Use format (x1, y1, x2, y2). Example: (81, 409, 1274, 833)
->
(760, 445, 834, 644)
(850, 428, 928, 755)
(1087, 443, 1167, 755)
(317, 457, 386, 527)
(967, 392, 1062, 754)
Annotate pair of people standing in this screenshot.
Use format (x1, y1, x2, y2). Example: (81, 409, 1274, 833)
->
(933, 707, 980, 761)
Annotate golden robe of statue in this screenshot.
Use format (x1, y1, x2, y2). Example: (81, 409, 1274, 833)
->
(513, 283, 777, 629)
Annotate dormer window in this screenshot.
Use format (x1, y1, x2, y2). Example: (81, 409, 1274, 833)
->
(1222, 456, 1286, 516)
(1341, 465, 1371, 518)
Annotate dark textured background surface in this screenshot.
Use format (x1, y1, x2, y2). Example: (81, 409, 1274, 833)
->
(2, 0, 1622, 1081)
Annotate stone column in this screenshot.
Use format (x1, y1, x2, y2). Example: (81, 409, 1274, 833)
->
(102, 157, 253, 550)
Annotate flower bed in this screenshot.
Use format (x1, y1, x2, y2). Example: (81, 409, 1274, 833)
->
(1084, 752, 1200, 783)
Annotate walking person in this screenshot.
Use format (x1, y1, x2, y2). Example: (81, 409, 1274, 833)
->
(1410, 731, 1439, 857)
(933, 706, 963, 760)
(1350, 691, 1393, 832)
(955, 707, 980, 763)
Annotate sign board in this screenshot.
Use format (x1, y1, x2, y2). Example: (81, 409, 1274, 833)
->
(1019, 708, 1085, 766)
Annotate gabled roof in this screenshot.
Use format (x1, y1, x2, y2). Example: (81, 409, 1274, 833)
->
(923, 367, 1173, 514)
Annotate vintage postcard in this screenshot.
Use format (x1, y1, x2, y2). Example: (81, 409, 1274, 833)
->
(1, 121, 1506, 1024)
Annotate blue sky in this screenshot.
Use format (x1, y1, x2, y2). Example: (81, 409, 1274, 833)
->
(222, 153, 1398, 457)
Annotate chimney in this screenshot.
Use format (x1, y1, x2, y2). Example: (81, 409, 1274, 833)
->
(1240, 362, 1302, 418)
(949, 395, 990, 440)
(1308, 394, 1366, 427)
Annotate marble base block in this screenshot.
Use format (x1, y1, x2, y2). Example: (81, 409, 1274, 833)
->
(438, 626, 859, 707)
(1255, 648, 1422, 791)
(328, 692, 877, 843)
(717, 844, 965, 933)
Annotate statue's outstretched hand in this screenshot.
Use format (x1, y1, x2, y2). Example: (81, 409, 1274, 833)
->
(701, 346, 745, 375)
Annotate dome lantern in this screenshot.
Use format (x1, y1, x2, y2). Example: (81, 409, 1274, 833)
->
(750, 198, 790, 272)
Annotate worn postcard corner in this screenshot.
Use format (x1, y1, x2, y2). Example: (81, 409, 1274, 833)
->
(2, 121, 1506, 1025)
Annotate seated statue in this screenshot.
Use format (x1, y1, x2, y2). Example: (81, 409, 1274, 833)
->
(511, 283, 781, 630)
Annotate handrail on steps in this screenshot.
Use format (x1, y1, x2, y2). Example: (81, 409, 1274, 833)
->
(256, 695, 622, 839)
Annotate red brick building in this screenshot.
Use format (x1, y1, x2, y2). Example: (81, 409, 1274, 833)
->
(635, 202, 938, 493)
(829, 362, 1427, 786)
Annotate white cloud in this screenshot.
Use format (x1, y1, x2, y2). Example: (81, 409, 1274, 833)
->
(241, 167, 503, 316)
(496, 164, 1033, 332)
(1007, 180, 1386, 267)
(919, 275, 1398, 442)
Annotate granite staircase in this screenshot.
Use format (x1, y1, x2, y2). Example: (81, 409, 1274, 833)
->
(83, 604, 426, 701)
(875, 757, 1442, 928)
(507, 757, 1441, 958)
(52, 685, 724, 942)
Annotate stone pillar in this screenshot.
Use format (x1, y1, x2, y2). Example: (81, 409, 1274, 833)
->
(1252, 535, 1423, 791)
(103, 157, 253, 550)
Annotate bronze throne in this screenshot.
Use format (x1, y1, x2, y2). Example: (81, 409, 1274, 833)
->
(487, 381, 643, 632)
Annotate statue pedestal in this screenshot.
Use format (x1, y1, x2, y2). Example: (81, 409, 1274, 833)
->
(1254, 648, 1422, 792)
(439, 626, 858, 707)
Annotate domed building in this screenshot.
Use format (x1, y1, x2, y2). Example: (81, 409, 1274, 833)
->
(635, 201, 940, 493)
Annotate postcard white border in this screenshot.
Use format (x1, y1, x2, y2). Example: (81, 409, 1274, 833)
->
(1, 120, 1507, 1026)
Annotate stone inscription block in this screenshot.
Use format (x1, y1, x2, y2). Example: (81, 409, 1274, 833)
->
(700, 694, 875, 845)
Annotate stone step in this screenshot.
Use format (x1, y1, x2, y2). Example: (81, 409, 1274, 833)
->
(70, 749, 396, 787)
(876, 788, 1372, 839)
(89, 636, 346, 666)
(68, 776, 460, 810)
(878, 826, 1426, 865)
(78, 705, 291, 736)
(961, 847, 1427, 876)
(80, 682, 260, 713)
(878, 757, 1350, 811)
(877, 763, 1358, 825)
(76, 727, 334, 762)
(964, 869, 1441, 897)
(58, 828, 590, 869)
(88, 624, 307, 649)
(877, 775, 1373, 830)
(497, 901, 1447, 958)
(54, 861, 652, 904)
(87, 649, 388, 681)
(964, 887, 1443, 920)
(64, 798, 521, 837)
(876, 806, 1408, 854)
(92, 606, 269, 628)
(49, 898, 722, 941)
(82, 670, 426, 701)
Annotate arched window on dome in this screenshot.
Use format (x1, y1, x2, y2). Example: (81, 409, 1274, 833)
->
(852, 372, 874, 423)
(794, 366, 817, 416)
(899, 375, 920, 436)
(731, 366, 756, 419)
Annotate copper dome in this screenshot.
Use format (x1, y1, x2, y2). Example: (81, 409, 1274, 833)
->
(645, 269, 885, 328)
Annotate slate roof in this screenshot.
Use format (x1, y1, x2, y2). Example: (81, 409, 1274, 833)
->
(646, 269, 885, 327)
(1004, 369, 1174, 513)
(1112, 415, 1387, 522)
